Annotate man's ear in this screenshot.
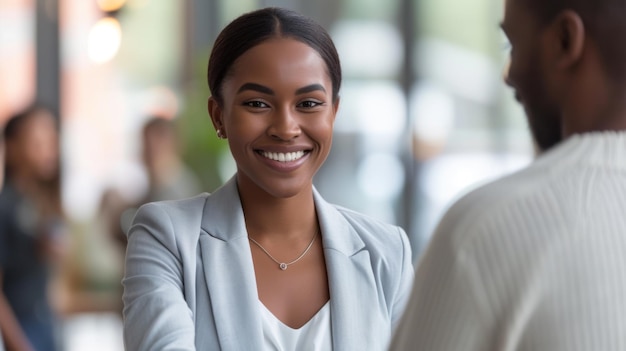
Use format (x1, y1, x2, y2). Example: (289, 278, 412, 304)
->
(551, 10, 585, 70)
(208, 97, 226, 137)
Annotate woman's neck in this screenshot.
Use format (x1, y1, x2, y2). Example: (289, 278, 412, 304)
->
(237, 181, 318, 241)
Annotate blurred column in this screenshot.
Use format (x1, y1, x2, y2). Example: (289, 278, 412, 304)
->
(398, 0, 421, 260)
(183, 0, 220, 83)
(35, 0, 60, 120)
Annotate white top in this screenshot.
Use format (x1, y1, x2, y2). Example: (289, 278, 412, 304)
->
(391, 132, 626, 350)
(260, 301, 332, 351)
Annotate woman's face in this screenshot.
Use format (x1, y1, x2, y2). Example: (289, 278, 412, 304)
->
(209, 38, 338, 199)
(10, 110, 59, 181)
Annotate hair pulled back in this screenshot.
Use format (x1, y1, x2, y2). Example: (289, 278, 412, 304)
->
(207, 7, 342, 104)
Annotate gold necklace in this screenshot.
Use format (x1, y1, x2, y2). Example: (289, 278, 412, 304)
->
(248, 229, 319, 271)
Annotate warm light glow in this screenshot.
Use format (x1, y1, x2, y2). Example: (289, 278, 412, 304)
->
(87, 17, 122, 64)
(96, 0, 127, 12)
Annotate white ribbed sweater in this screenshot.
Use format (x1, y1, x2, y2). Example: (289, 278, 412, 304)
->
(391, 132, 626, 350)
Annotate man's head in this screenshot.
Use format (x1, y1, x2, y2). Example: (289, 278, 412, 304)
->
(502, 0, 626, 151)
(523, 0, 626, 80)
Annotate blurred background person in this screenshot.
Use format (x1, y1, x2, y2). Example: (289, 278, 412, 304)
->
(0, 128, 4, 186)
(139, 116, 202, 205)
(89, 116, 203, 318)
(116, 116, 203, 242)
(54, 187, 128, 319)
(0, 129, 5, 351)
(54, 116, 203, 324)
(0, 105, 67, 351)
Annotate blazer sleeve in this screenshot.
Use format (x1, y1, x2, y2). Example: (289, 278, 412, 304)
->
(122, 203, 196, 351)
(391, 226, 415, 331)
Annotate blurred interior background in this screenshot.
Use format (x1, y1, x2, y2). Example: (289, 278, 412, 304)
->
(0, 0, 534, 349)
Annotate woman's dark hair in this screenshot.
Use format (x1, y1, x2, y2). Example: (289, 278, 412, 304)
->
(3, 105, 48, 142)
(207, 7, 342, 104)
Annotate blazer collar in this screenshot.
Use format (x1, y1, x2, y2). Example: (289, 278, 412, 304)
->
(201, 176, 366, 257)
(199, 176, 382, 350)
(198, 177, 260, 349)
(313, 186, 366, 257)
(200, 176, 247, 242)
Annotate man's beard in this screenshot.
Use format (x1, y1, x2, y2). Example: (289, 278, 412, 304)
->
(526, 104, 563, 153)
(520, 64, 563, 153)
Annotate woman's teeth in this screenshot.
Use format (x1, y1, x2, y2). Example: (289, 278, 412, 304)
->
(262, 151, 305, 162)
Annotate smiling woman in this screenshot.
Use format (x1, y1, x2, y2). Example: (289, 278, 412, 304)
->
(210, 37, 336, 200)
(122, 7, 414, 351)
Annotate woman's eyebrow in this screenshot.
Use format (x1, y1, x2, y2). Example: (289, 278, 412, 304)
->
(237, 82, 274, 95)
(236, 82, 326, 95)
(295, 84, 326, 95)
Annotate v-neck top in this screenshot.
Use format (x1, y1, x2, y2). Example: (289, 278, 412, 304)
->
(259, 301, 332, 350)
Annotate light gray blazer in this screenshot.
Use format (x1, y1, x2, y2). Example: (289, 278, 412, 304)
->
(122, 177, 413, 350)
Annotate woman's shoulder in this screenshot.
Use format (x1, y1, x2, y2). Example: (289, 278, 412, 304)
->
(333, 204, 400, 230)
(331, 204, 408, 252)
(137, 193, 211, 217)
(130, 193, 211, 240)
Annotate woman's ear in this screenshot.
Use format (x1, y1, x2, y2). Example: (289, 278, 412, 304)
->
(208, 97, 226, 138)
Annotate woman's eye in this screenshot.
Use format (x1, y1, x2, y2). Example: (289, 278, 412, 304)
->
(244, 101, 269, 108)
(298, 100, 322, 108)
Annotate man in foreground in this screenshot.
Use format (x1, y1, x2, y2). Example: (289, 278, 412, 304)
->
(391, 0, 626, 349)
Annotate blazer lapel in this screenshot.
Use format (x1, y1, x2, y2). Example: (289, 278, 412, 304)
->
(314, 189, 389, 350)
(195, 180, 388, 349)
(198, 177, 263, 349)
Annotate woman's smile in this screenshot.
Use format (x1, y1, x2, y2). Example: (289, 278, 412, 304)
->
(259, 150, 307, 163)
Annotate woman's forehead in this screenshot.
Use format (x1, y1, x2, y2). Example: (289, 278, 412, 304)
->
(224, 39, 331, 92)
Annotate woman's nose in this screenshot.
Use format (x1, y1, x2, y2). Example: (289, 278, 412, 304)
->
(268, 108, 301, 141)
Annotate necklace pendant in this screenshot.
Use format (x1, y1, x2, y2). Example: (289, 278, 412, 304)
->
(279, 263, 288, 270)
